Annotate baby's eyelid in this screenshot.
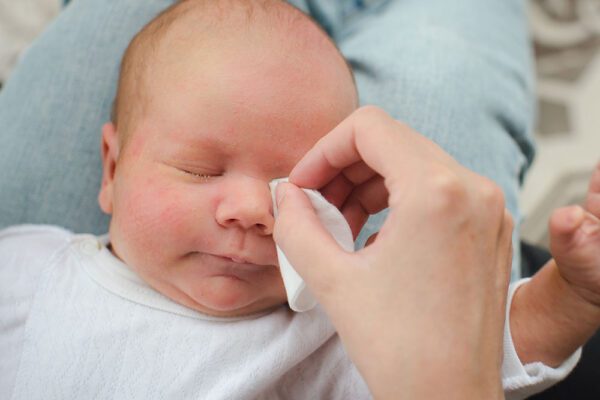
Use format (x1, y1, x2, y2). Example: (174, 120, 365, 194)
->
(180, 168, 221, 179)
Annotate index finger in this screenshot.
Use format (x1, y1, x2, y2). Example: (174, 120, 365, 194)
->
(289, 106, 415, 190)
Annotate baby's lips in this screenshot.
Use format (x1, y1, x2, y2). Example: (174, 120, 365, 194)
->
(219, 254, 251, 264)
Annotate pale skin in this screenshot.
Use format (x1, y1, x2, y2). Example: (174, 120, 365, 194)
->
(98, 9, 357, 317)
(273, 107, 600, 397)
(273, 106, 513, 400)
(96, 2, 600, 397)
(511, 164, 600, 366)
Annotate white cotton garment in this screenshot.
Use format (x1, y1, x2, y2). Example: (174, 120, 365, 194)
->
(0, 225, 583, 399)
(269, 178, 354, 312)
(0, 225, 370, 400)
(502, 278, 582, 400)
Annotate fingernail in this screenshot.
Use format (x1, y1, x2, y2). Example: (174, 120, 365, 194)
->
(276, 183, 288, 206)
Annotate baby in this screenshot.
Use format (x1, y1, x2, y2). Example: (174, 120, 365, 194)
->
(1, 0, 598, 399)
(100, 0, 356, 318)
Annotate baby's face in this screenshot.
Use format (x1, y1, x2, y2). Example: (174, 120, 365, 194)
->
(100, 33, 356, 317)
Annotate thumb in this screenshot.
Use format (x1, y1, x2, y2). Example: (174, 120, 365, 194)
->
(549, 205, 586, 249)
(273, 182, 347, 290)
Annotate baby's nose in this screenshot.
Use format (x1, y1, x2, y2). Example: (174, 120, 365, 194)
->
(215, 176, 274, 235)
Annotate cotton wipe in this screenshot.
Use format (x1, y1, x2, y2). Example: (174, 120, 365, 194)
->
(269, 178, 354, 312)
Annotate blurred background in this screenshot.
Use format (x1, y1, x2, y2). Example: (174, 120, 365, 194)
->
(0, 0, 60, 85)
(523, 0, 600, 247)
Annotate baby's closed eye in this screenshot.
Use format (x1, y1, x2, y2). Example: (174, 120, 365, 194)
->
(166, 162, 223, 181)
(180, 169, 220, 180)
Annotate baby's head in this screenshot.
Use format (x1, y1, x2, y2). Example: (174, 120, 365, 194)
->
(98, 0, 357, 317)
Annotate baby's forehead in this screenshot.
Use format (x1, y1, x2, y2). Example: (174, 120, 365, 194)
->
(142, 0, 352, 80)
(116, 0, 356, 144)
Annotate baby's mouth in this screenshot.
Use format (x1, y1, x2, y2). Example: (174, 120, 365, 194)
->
(220, 254, 250, 264)
(201, 252, 274, 273)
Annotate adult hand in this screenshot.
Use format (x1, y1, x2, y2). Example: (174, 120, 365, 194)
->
(273, 106, 513, 400)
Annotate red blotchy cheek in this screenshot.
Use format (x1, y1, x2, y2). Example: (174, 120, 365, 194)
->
(143, 185, 189, 231)
(117, 180, 185, 244)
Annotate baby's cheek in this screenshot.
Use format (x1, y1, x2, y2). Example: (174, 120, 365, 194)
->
(119, 183, 191, 251)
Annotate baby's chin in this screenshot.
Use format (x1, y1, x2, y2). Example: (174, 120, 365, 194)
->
(176, 275, 288, 318)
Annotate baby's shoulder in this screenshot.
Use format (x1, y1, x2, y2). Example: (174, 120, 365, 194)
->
(0, 224, 73, 252)
(0, 224, 74, 276)
(0, 225, 75, 314)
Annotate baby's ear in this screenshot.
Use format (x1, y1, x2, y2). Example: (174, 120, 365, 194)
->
(98, 122, 120, 214)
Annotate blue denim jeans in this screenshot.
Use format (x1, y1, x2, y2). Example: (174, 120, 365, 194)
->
(0, 0, 534, 279)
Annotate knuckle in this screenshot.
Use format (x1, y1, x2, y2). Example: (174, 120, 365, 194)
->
(427, 168, 467, 214)
(476, 178, 508, 227)
(503, 210, 515, 234)
(478, 178, 505, 210)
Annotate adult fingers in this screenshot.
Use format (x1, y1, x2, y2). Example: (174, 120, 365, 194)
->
(272, 182, 348, 293)
(340, 175, 389, 239)
(289, 106, 414, 191)
(318, 161, 378, 208)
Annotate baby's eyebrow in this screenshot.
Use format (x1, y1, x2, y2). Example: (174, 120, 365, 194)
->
(166, 130, 229, 152)
(169, 145, 224, 161)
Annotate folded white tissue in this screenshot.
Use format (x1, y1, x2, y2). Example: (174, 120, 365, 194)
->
(269, 178, 354, 312)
